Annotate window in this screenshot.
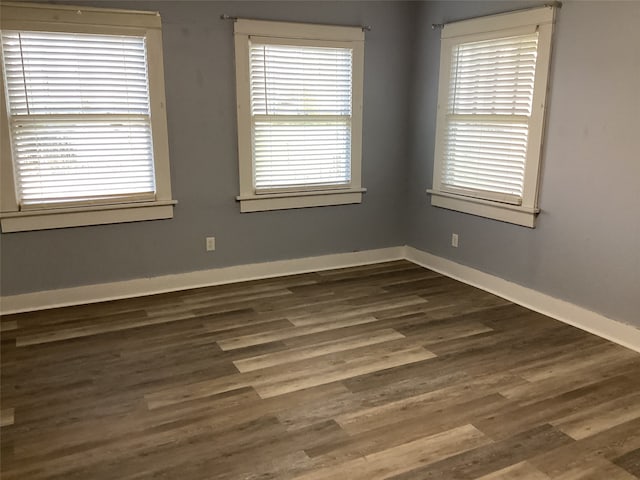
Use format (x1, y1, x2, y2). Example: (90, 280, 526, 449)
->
(428, 6, 557, 227)
(0, 3, 174, 232)
(233, 20, 365, 212)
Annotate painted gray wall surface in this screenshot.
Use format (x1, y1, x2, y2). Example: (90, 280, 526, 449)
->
(0, 1, 414, 295)
(406, 1, 640, 327)
(2, 1, 638, 331)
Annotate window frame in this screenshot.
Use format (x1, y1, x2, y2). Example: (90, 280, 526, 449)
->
(233, 19, 365, 213)
(0, 2, 175, 232)
(428, 6, 557, 228)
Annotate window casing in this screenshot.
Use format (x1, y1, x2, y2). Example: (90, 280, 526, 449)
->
(0, 3, 174, 232)
(428, 7, 557, 227)
(234, 20, 365, 212)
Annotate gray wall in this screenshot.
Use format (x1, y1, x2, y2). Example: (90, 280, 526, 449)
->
(406, 1, 640, 327)
(0, 1, 414, 295)
(2, 0, 638, 331)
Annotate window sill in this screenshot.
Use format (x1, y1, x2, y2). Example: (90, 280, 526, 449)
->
(237, 188, 366, 212)
(0, 200, 177, 232)
(427, 189, 539, 228)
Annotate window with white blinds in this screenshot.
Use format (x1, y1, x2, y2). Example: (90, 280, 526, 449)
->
(442, 33, 538, 204)
(249, 43, 352, 191)
(234, 20, 364, 212)
(1, 30, 156, 208)
(430, 6, 556, 227)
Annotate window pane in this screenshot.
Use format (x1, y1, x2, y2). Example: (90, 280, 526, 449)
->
(250, 43, 352, 116)
(443, 120, 528, 197)
(449, 33, 538, 116)
(2, 31, 149, 116)
(11, 117, 155, 206)
(441, 33, 539, 200)
(1, 30, 156, 207)
(253, 119, 351, 189)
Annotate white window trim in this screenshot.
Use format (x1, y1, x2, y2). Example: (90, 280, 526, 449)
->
(428, 6, 557, 228)
(0, 2, 175, 232)
(233, 19, 365, 213)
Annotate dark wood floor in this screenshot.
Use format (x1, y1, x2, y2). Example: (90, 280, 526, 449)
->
(2, 261, 640, 479)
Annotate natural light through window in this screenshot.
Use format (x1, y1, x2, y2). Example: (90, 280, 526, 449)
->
(429, 6, 557, 227)
(2, 31, 156, 207)
(234, 19, 365, 212)
(0, 2, 174, 232)
(442, 33, 538, 204)
(250, 43, 353, 191)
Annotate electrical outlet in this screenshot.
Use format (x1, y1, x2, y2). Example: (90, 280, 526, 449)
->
(451, 233, 459, 248)
(206, 236, 216, 251)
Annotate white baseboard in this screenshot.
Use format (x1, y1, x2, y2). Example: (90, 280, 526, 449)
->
(405, 246, 640, 354)
(0, 247, 405, 315)
(3, 244, 638, 354)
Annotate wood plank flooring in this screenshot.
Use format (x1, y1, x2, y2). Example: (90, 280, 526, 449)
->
(1, 260, 640, 479)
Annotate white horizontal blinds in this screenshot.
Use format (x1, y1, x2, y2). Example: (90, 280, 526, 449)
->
(11, 118, 154, 206)
(1, 30, 156, 208)
(249, 42, 352, 190)
(448, 34, 538, 116)
(442, 33, 539, 203)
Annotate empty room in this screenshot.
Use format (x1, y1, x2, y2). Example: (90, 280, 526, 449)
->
(1, 0, 639, 478)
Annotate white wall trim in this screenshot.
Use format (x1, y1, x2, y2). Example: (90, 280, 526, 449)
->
(405, 246, 640, 354)
(2, 244, 638, 354)
(0, 247, 404, 315)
